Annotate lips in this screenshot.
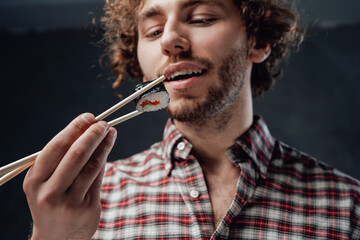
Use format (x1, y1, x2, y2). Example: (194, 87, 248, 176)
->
(166, 69, 205, 81)
(163, 63, 206, 82)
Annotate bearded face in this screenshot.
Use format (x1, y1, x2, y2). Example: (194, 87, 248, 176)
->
(136, 0, 252, 125)
(165, 45, 248, 123)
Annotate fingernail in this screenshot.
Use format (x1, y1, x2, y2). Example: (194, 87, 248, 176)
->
(81, 113, 94, 124)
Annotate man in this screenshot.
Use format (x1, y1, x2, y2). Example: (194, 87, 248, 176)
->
(24, 0, 360, 239)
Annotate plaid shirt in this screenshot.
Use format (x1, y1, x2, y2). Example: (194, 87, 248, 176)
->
(93, 116, 360, 239)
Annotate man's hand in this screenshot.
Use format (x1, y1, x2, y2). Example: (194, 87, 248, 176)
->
(23, 113, 117, 240)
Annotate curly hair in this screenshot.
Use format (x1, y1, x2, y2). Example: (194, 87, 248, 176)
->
(101, 0, 304, 97)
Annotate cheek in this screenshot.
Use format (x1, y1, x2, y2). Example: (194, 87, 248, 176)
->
(137, 42, 147, 74)
(194, 27, 246, 61)
(137, 41, 156, 79)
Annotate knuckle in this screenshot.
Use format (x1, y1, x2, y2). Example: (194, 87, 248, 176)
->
(101, 130, 116, 152)
(102, 143, 112, 154)
(103, 139, 114, 153)
(23, 169, 40, 196)
(105, 132, 115, 146)
(23, 176, 35, 196)
(72, 118, 87, 132)
(82, 158, 103, 176)
(68, 148, 87, 161)
(101, 137, 113, 152)
(90, 125, 106, 139)
(37, 190, 60, 208)
(50, 137, 69, 155)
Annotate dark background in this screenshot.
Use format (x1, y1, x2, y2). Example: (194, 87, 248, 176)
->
(0, 1, 359, 239)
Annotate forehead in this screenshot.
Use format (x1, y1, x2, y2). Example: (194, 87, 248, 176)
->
(138, 0, 230, 18)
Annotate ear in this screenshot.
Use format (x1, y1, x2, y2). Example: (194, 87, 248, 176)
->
(248, 37, 271, 64)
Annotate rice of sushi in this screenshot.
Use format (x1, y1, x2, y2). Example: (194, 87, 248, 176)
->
(133, 80, 170, 112)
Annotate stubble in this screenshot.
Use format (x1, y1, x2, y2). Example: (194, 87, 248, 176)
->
(167, 44, 249, 130)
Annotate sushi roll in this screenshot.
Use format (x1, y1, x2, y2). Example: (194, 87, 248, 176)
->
(133, 80, 170, 112)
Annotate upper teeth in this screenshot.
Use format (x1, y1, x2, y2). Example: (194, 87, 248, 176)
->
(169, 69, 203, 79)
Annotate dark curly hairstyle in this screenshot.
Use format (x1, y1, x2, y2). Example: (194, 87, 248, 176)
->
(101, 0, 304, 97)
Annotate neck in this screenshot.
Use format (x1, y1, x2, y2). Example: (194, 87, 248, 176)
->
(173, 84, 253, 171)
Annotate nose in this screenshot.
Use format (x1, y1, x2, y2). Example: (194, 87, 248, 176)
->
(160, 22, 190, 56)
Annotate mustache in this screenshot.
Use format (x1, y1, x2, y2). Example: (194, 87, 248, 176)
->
(157, 52, 215, 76)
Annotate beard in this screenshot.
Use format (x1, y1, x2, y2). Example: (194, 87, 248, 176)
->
(166, 44, 249, 125)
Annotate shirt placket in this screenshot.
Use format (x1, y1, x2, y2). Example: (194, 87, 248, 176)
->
(209, 148, 261, 239)
(172, 140, 215, 239)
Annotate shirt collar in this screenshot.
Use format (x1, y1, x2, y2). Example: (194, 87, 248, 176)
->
(160, 115, 275, 178)
(228, 115, 275, 179)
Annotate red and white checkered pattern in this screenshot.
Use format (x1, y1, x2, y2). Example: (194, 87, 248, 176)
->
(93, 116, 360, 239)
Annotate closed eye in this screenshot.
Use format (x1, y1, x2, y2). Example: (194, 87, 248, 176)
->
(145, 29, 163, 39)
(151, 30, 163, 36)
(189, 18, 217, 25)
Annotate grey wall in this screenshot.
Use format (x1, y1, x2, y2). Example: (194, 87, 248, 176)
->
(0, 2, 359, 239)
(1, 0, 360, 32)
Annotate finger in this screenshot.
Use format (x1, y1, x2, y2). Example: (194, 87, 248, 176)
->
(28, 113, 95, 182)
(69, 127, 117, 202)
(88, 162, 106, 204)
(48, 121, 110, 192)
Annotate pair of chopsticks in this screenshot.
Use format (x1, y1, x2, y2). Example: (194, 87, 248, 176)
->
(0, 75, 166, 187)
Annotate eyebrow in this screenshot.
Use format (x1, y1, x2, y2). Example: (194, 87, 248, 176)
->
(183, 0, 225, 9)
(139, 6, 164, 22)
(138, 0, 225, 22)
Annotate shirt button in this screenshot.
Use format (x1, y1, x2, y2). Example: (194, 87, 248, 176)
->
(190, 190, 200, 199)
(177, 142, 185, 151)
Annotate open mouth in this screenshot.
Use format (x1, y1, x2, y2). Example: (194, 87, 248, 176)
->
(165, 69, 206, 82)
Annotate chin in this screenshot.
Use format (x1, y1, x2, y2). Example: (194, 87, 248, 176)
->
(166, 101, 215, 123)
